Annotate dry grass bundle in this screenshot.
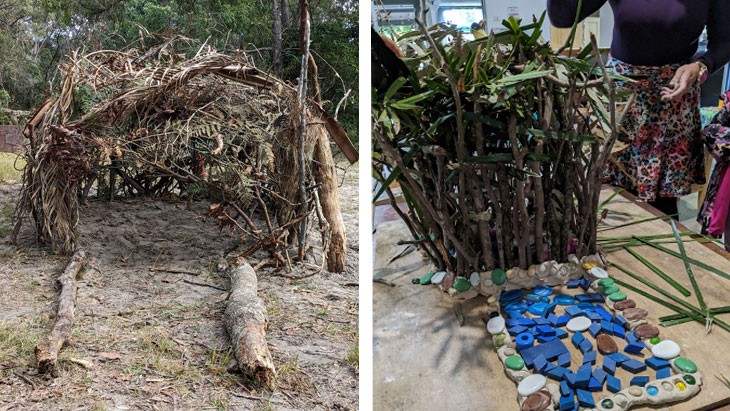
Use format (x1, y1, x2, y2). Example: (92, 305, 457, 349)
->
(12, 35, 344, 264)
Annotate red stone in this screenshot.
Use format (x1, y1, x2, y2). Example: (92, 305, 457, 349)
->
(521, 390, 551, 411)
(614, 299, 636, 311)
(623, 307, 648, 321)
(597, 334, 619, 355)
(634, 324, 660, 339)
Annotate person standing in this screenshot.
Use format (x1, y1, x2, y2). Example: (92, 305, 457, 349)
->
(546, 1, 730, 217)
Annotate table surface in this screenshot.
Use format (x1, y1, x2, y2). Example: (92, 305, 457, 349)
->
(373, 187, 730, 411)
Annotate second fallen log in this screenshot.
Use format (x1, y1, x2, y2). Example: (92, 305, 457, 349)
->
(35, 249, 87, 375)
(225, 258, 276, 388)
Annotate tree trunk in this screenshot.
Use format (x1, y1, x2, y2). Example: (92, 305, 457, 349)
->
(224, 259, 276, 388)
(272, 0, 283, 68)
(281, 0, 291, 29)
(313, 125, 347, 272)
(35, 249, 87, 375)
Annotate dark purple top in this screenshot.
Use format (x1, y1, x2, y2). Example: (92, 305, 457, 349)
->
(547, 0, 730, 73)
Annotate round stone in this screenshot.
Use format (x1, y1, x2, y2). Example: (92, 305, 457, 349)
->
(598, 278, 615, 287)
(492, 268, 507, 286)
(500, 289, 523, 303)
(662, 381, 674, 391)
(628, 387, 643, 397)
(553, 294, 575, 305)
(505, 301, 528, 314)
(675, 381, 687, 391)
(601, 284, 620, 295)
(411, 278, 420, 284)
(431, 271, 447, 284)
(528, 302, 549, 316)
(634, 324, 661, 347)
(683, 374, 697, 385)
(609, 291, 627, 302)
(590, 267, 609, 278)
(494, 333, 506, 348)
(646, 385, 658, 396)
(504, 347, 516, 356)
(517, 374, 547, 397)
(614, 299, 636, 310)
(442, 271, 455, 290)
(489, 311, 500, 318)
(597, 334, 619, 355)
(600, 399, 614, 409)
(652, 340, 681, 359)
(623, 307, 649, 321)
(613, 394, 628, 407)
(533, 285, 553, 297)
(520, 391, 551, 411)
(582, 262, 598, 270)
(566, 316, 592, 332)
(487, 316, 506, 335)
(650, 337, 661, 345)
(453, 277, 471, 292)
(419, 271, 435, 285)
(505, 355, 525, 370)
(674, 357, 698, 373)
(470, 271, 481, 286)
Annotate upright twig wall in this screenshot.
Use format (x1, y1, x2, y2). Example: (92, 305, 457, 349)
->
(372, 17, 634, 274)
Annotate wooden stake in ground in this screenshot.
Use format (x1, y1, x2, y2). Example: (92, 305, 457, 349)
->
(35, 249, 87, 375)
(225, 259, 276, 388)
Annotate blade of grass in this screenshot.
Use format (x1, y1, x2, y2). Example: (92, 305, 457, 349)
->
(717, 374, 730, 390)
(670, 220, 708, 313)
(659, 306, 730, 321)
(623, 246, 691, 297)
(599, 188, 624, 209)
(633, 236, 730, 281)
(597, 214, 677, 232)
(610, 262, 730, 332)
(601, 238, 714, 253)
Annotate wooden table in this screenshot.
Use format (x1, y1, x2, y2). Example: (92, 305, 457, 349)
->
(373, 187, 730, 411)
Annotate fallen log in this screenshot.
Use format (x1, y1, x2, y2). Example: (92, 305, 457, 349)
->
(225, 258, 276, 388)
(35, 249, 87, 375)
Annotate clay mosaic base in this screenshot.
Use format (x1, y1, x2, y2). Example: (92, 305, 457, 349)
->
(427, 254, 703, 411)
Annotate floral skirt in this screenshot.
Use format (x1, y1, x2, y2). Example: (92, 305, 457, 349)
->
(603, 57, 705, 201)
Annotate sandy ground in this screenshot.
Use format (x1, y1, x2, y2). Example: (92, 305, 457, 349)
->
(0, 166, 358, 411)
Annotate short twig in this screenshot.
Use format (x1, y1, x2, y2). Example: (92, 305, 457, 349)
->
(373, 278, 396, 287)
(148, 266, 201, 276)
(181, 279, 227, 291)
(13, 372, 36, 390)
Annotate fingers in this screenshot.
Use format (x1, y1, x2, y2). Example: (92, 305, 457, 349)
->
(660, 64, 698, 101)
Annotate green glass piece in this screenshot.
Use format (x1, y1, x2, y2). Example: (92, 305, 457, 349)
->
(674, 357, 698, 373)
(601, 284, 620, 295)
(650, 337, 661, 344)
(504, 355, 525, 370)
(419, 271, 435, 285)
(491, 268, 507, 286)
(601, 399, 614, 409)
(453, 277, 472, 292)
(494, 333, 506, 348)
(598, 278, 615, 287)
(683, 374, 697, 385)
(609, 291, 627, 301)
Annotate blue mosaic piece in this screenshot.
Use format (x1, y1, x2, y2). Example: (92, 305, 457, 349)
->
(547, 313, 559, 326)
(576, 293, 605, 303)
(555, 314, 570, 327)
(624, 341, 646, 355)
(603, 356, 617, 374)
(506, 318, 536, 327)
(645, 357, 670, 370)
(506, 310, 524, 319)
(515, 332, 535, 351)
(576, 389, 594, 407)
(505, 301, 528, 313)
(582, 350, 597, 365)
(579, 278, 591, 291)
(555, 328, 569, 339)
(579, 338, 593, 354)
(600, 320, 614, 335)
(537, 334, 558, 343)
(519, 338, 569, 367)
(560, 395, 575, 411)
(533, 354, 548, 372)
(607, 353, 630, 364)
(606, 374, 622, 393)
(656, 366, 671, 379)
(564, 371, 577, 388)
(622, 359, 647, 374)
(592, 367, 607, 384)
(547, 365, 569, 381)
(528, 302, 549, 316)
(594, 305, 613, 321)
(558, 351, 571, 368)
(560, 380, 572, 397)
(508, 325, 529, 336)
(554, 294, 575, 305)
(525, 293, 545, 303)
(566, 279, 581, 289)
(565, 305, 583, 317)
(576, 302, 597, 312)
(630, 376, 650, 387)
(536, 325, 556, 336)
(575, 364, 592, 389)
(613, 314, 628, 327)
(500, 289, 523, 303)
(587, 377, 603, 392)
(613, 323, 627, 339)
(626, 330, 638, 343)
(571, 332, 585, 348)
(533, 317, 550, 325)
(588, 322, 602, 338)
(586, 311, 603, 321)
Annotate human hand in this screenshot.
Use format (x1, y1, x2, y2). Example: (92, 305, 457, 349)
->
(660, 62, 701, 101)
